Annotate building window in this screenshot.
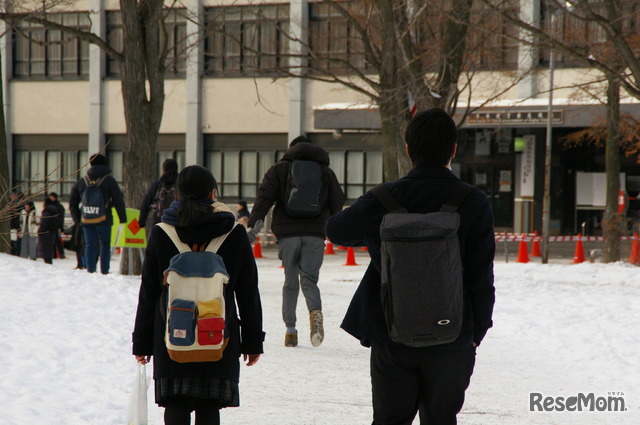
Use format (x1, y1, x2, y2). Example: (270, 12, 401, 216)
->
(13, 150, 88, 199)
(308, 2, 369, 74)
(205, 150, 282, 200)
(330, 150, 382, 200)
(204, 4, 290, 76)
(468, 6, 519, 70)
(13, 13, 90, 79)
(106, 9, 187, 78)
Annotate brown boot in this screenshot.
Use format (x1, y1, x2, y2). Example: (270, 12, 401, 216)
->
(310, 310, 324, 347)
(285, 330, 298, 347)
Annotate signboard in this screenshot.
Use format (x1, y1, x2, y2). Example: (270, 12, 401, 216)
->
(520, 135, 535, 197)
(111, 208, 147, 248)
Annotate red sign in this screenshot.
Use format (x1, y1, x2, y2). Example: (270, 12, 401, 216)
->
(618, 190, 628, 214)
(128, 218, 141, 235)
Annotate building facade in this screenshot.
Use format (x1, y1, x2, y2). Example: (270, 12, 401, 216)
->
(3, 0, 640, 235)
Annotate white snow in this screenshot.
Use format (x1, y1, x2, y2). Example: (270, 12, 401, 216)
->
(1, 249, 639, 425)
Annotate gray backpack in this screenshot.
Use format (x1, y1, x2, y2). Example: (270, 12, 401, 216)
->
(371, 183, 473, 347)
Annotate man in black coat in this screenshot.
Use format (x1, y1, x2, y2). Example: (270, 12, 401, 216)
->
(48, 192, 66, 259)
(248, 136, 345, 348)
(325, 109, 495, 425)
(69, 153, 127, 274)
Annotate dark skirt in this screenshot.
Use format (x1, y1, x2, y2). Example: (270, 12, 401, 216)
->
(155, 377, 239, 408)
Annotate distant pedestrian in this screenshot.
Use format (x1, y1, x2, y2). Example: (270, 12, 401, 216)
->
(9, 191, 24, 256)
(37, 197, 59, 264)
(48, 192, 66, 259)
(69, 153, 127, 274)
(236, 200, 250, 228)
(139, 158, 179, 231)
(18, 201, 38, 260)
(247, 136, 345, 347)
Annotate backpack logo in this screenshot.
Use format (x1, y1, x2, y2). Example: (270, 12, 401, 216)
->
(285, 160, 326, 218)
(158, 223, 236, 363)
(371, 183, 473, 348)
(81, 175, 108, 224)
(154, 182, 177, 219)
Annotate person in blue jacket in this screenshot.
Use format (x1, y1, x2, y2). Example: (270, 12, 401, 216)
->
(325, 108, 495, 425)
(68, 153, 127, 274)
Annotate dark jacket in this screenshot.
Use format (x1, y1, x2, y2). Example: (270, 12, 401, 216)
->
(51, 200, 66, 231)
(139, 173, 178, 228)
(68, 164, 127, 226)
(248, 142, 345, 239)
(132, 203, 265, 382)
(37, 204, 60, 260)
(325, 166, 495, 349)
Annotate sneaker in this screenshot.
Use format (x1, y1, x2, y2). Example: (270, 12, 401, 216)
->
(310, 310, 324, 347)
(285, 331, 298, 347)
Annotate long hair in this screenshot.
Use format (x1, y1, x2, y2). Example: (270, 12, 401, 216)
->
(176, 165, 217, 226)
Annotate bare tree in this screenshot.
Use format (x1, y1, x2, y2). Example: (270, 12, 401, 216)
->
(479, 0, 640, 261)
(0, 0, 183, 272)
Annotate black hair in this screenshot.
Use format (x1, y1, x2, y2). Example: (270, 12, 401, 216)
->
(289, 135, 313, 147)
(176, 165, 217, 226)
(89, 153, 107, 166)
(238, 200, 248, 210)
(48, 192, 58, 199)
(44, 197, 54, 207)
(405, 108, 457, 167)
(162, 158, 179, 177)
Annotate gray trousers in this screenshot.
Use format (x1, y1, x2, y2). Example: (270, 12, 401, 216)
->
(278, 236, 325, 328)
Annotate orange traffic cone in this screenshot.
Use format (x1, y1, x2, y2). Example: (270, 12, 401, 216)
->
(344, 247, 358, 266)
(572, 234, 585, 264)
(325, 240, 335, 255)
(516, 238, 529, 263)
(629, 233, 639, 264)
(530, 230, 541, 257)
(253, 237, 264, 259)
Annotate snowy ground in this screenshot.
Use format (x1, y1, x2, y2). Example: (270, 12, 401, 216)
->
(1, 248, 639, 425)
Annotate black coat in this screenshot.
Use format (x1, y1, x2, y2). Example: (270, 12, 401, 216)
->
(248, 142, 345, 239)
(51, 200, 66, 231)
(37, 204, 60, 259)
(325, 166, 495, 349)
(68, 164, 127, 226)
(139, 173, 178, 228)
(132, 207, 265, 382)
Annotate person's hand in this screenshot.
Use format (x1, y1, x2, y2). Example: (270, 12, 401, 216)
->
(247, 220, 264, 243)
(243, 353, 260, 366)
(135, 355, 152, 365)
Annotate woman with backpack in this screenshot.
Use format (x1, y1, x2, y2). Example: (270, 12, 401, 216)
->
(139, 158, 179, 231)
(132, 165, 264, 425)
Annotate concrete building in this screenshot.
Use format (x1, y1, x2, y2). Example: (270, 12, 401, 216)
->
(3, 0, 640, 235)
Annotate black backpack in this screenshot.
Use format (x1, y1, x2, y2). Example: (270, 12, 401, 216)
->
(284, 160, 326, 218)
(371, 183, 473, 347)
(81, 175, 109, 224)
(153, 181, 177, 219)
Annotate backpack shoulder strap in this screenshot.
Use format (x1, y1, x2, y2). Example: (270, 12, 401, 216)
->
(370, 184, 406, 213)
(205, 223, 239, 253)
(157, 223, 191, 253)
(440, 183, 474, 213)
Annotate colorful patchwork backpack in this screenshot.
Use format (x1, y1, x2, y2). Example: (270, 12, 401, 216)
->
(157, 223, 236, 363)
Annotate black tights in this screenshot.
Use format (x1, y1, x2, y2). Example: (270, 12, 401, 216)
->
(164, 396, 220, 425)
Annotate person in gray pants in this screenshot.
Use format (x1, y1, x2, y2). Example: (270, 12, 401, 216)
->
(247, 136, 345, 347)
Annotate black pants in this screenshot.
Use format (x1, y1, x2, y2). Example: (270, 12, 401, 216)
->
(163, 395, 220, 425)
(370, 342, 476, 425)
